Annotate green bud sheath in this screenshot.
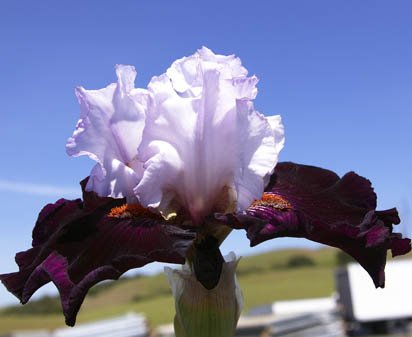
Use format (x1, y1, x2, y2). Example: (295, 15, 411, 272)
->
(165, 252, 243, 337)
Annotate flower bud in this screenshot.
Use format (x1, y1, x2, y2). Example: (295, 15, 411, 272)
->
(165, 252, 243, 337)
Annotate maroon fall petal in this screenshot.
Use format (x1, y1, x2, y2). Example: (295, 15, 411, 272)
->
(219, 162, 411, 288)
(0, 182, 196, 326)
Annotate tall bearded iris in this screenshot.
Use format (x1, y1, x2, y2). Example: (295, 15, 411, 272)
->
(1, 48, 410, 336)
(67, 47, 284, 223)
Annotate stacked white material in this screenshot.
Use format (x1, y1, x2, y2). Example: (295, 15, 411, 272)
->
(52, 313, 148, 337)
(266, 312, 345, 337)
(271, 296, 337, 317)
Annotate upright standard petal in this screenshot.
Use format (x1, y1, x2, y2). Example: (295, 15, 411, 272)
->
(219, 162, 411, 288)
(0, 179, 196, 326)
(66, 65, 148, 201)
(136, 47, 284, 223)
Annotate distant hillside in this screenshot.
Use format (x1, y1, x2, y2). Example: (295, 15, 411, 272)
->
(0, 247, 400, 334)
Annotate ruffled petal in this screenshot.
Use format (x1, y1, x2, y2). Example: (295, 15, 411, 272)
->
(166, 46, 247, 96)
(235, 101, 284, 212)
(218, 162, 411, 288)
(66, 65, 148, 200)
(0, 179, 196, 326)
(136, 48, 284, 223)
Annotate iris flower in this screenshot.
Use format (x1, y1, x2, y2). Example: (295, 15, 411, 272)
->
(1, 48, 410, 334)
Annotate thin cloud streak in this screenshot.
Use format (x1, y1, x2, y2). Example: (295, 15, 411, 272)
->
(0, 180, 80, 197)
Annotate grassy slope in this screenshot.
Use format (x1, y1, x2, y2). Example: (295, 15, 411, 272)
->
(0, 248, 341, 333)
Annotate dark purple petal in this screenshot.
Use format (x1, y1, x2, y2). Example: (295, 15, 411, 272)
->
(0, 180, 196, 326)
(220, 162, 411, 288)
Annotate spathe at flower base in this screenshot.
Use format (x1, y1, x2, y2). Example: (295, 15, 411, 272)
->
(165, 251, 242, 337)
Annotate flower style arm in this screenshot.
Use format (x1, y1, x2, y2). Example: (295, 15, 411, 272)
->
(219, 162, 411, 288)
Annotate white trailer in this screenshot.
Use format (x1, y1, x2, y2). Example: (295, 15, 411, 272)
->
(336, 259, 412, 334)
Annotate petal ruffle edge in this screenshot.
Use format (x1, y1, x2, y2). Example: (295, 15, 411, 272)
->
(0, 179, 196, 326)
(218, 162, 411, 288)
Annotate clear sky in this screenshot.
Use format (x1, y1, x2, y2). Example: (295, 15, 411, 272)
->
(0, 0, 411, 307)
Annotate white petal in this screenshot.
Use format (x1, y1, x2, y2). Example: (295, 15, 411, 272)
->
(136, 48, 284, 222)
(197, 46, 248, 78)
(166, 53, 202, 94)
(235, 102, 282, 211)
(86, 159, 141, 202)
(66, 65, 147, 200)
(137, 69, 239, 222)
(267, 114, 285, 156)
(166, 47, 248, 98)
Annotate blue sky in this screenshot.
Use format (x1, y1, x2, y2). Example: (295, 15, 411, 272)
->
(0, 0, 411, 306)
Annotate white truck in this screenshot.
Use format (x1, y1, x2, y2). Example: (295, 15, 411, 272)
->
(336, 259, 412, 335)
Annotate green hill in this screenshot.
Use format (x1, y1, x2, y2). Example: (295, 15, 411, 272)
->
(0, 247, 364, 333)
